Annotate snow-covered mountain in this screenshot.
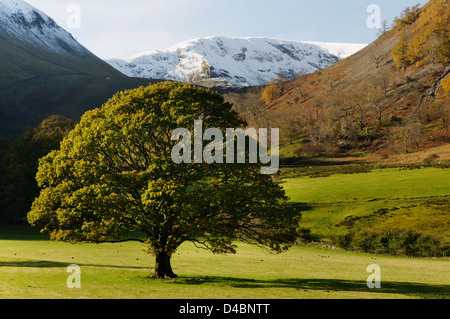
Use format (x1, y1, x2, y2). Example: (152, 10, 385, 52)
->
(0, 0, 143, 138)
(107, 36, 367, 87)
(0, 0, 124, 83)
(0, 0, 90, 56)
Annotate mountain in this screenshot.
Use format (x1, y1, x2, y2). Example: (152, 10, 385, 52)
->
(0, 0, 151, 138)
(0, 0, 122, 86)
(258, 0, 449, 159)
(107, 36, 367, 88)
(1, 0, 89, 55)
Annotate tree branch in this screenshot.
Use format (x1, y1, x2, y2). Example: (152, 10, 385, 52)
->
(90, 238, 146, 244)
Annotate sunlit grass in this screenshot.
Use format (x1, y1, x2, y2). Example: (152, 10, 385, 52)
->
(282, 167, 450, 239)
(0, 226, 448, 299)
(1, 167, 449, 299)
(283, 167, 450, 203)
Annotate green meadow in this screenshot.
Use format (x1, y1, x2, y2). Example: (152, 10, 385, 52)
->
(283, 167, 450, 203)
(0, 166, 449, 299)
(0, 226, 448, 299)
(282, 167, 450, 240)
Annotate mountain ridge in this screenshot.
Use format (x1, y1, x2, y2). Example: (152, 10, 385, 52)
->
(107, 36, 367, 88)
(0, 0, 152, 139)
(0, 0, 124, 88)
(0, 0, 88, 56)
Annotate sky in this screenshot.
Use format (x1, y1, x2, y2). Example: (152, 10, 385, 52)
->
(25, 0, 424, 60)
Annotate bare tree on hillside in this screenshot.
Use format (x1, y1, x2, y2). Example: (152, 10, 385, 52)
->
(275, 104, 303, 145)
(275, 72, 290, 95)
(367, 86, 389, 126)
(389, 120, 424, 153)
(370, 53, 384, 69)
(377, 19, 390, 37)
(225, 88, 267, 128)
(373, 73, 392, 98)
(304, 119, 335, 154)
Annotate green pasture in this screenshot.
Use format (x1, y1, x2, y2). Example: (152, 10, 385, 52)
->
(0, 166, 449, 299)
(0, 226, 448, 299)
(282, 167, 450, 239)
(283, 167, 450, 203)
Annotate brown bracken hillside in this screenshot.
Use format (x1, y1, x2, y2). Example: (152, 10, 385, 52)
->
(255, 0, 449, 159)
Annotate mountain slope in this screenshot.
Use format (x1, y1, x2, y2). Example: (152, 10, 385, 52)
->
(0, 0, 123, 85)
(263, 0, 449, 158)
(1, 0, 88, 55)
(107, 36, 366, 88)
(0, 0, 151, 138)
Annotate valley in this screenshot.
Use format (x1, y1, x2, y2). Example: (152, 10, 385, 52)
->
(0, 0, 448, 302)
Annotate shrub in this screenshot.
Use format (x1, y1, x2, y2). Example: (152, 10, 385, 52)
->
(333, 228, 448, 257)
(423, 153, 440, 163)
(296, 227, 314, 244)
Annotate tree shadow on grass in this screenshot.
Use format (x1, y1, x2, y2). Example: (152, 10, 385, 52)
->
(289, 203, 314, 212)
(171, 276, 450, 299)
(0, 259, 150, 270)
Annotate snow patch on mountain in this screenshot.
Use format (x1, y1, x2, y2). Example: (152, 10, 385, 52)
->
(107, 36, 367, 87)
(0, 0, 89, 56)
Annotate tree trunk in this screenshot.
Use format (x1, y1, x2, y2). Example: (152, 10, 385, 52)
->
(153, 252, 178, 279)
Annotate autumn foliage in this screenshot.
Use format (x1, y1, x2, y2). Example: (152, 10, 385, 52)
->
(392, 0, 450, 68)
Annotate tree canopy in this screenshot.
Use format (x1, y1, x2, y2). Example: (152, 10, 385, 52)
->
(0, 115, 74, 223)
(28, 82, 300, 278)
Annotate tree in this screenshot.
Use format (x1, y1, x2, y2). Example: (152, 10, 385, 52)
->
(261, 73, 293, 105)
(435, 76, 450, 129)
(393, 4, 421, 28)
(0, 115, 74, 223)
(28, 82, 300, 279)
(261, 79, 282, 105)
(274, 104, 302, 145)
(370, 52, 384, 69)
(377, 19, 390, 37)
(389, 120, 424, 153)
(275, 72, 290, 95)
(392, 33, 410, 70)
(346, 86, 372, 133)
(224, 86, 268, 128)
(368, 87, 389, 127)
(372, 73, 392, 98)
(438, 36, 450, 64)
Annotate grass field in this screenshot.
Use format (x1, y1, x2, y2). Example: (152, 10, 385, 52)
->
(283, 167, 450, 203)
(282, 167, 450, 240)
(0, 226, 448, 299)
(0, 166, 449, 299)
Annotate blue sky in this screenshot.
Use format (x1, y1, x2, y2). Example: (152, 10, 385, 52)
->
(26, 0, 424, 59)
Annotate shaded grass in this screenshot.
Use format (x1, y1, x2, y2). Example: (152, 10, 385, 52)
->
(172, 277, 450, 299)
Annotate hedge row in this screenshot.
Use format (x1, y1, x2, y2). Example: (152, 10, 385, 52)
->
(333, 228, 449, 257)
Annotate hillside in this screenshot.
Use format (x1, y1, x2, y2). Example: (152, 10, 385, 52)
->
(256, 0, 450, 160)
(0, 0, 151, 138)
(0, 0, 122, 87)
(107, 36, 366, 88)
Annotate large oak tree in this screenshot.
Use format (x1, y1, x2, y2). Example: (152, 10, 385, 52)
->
(28, 82, 300, 278)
